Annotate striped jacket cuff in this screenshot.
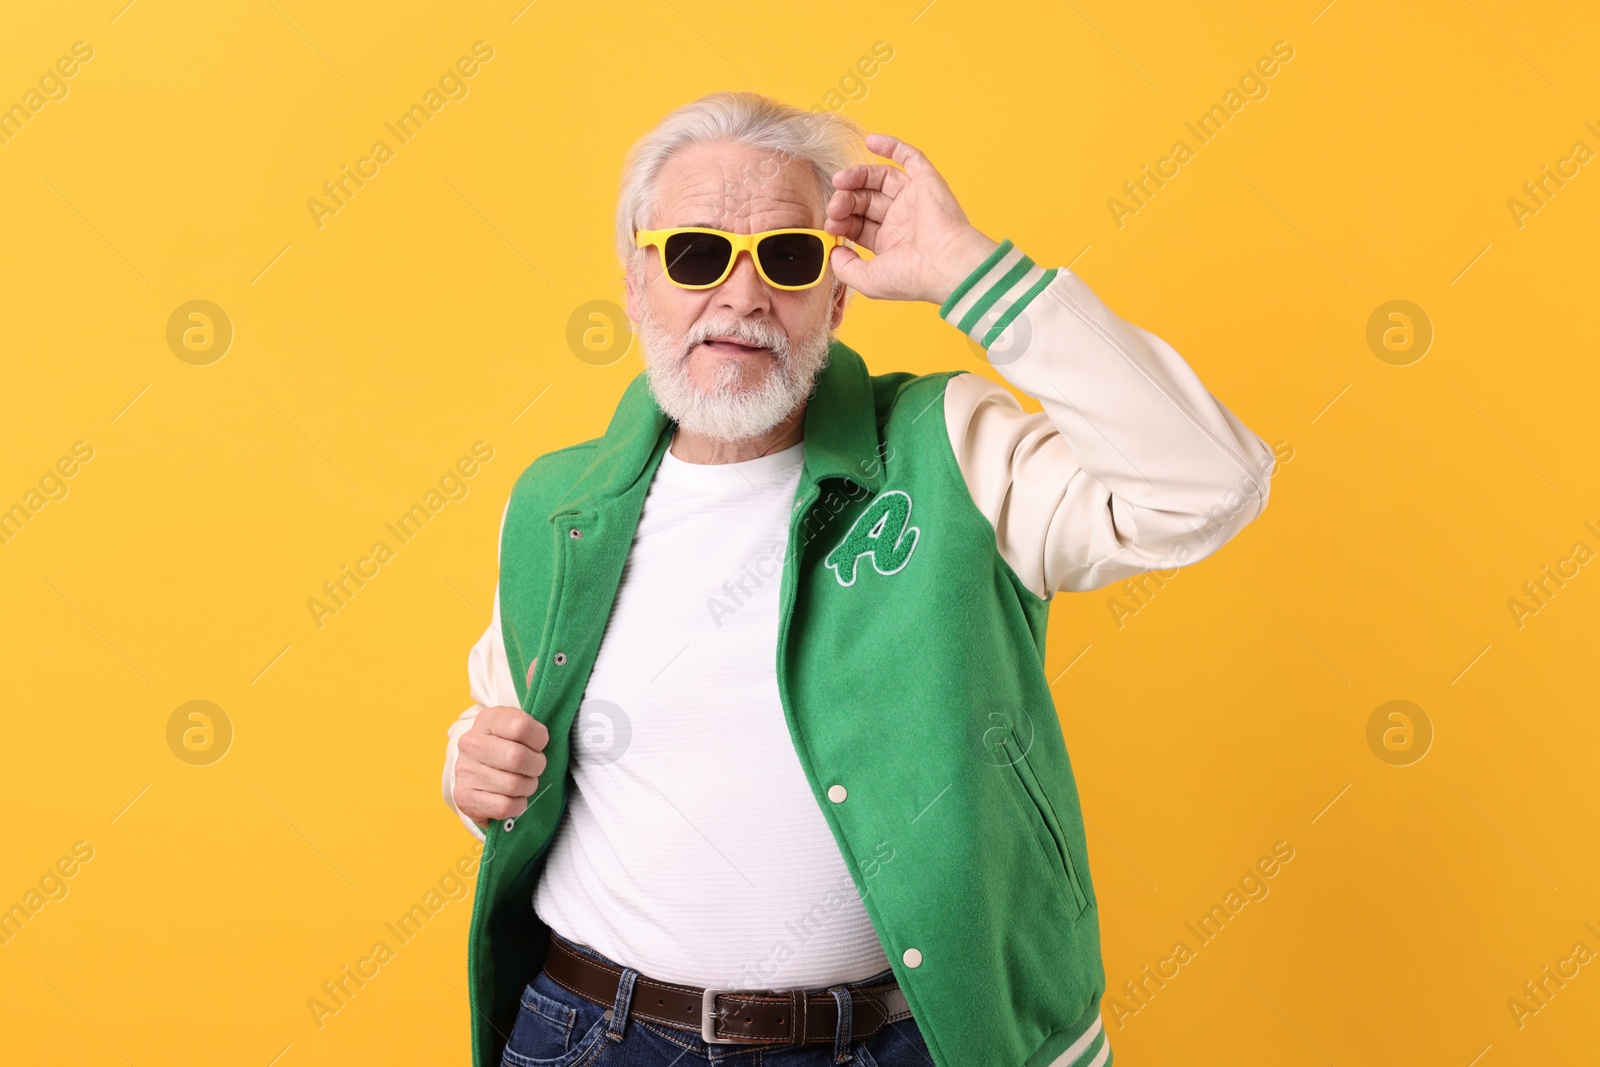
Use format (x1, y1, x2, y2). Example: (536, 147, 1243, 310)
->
(938, 238, 1060, 347)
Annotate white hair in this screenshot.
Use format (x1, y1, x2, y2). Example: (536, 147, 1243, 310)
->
(614, 91, 868, 268)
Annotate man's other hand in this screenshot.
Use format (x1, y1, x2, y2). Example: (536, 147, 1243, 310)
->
(454, 704, 549, 829)
(825, 132, 1000, 305)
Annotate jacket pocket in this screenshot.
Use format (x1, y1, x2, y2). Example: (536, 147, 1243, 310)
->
(1000, 734, 1089, 918)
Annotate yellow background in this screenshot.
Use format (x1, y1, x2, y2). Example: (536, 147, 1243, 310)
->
(2, 0, 1596, 1063)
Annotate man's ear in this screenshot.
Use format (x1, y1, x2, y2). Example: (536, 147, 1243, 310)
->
(828, 276, 848, 331)
(624, 261, 642, 323)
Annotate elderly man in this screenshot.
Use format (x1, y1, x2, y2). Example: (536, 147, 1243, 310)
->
(442, 91, 1274, 1067)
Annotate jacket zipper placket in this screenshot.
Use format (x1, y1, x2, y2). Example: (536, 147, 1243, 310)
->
(773, 481, 921, 964)
(773, 482, 848, 866)
(511, 510, 580, 854)
(466, 513, 578, 1050)
(772, 486, 816, 779)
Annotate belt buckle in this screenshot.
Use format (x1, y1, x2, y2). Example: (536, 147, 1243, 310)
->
(701, 987, 753, 1044)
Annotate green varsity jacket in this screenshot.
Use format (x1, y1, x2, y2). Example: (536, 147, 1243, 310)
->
(462, 240, 1275, 1067)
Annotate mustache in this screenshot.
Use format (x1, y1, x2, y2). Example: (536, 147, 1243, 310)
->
(682, 317, 791, 361)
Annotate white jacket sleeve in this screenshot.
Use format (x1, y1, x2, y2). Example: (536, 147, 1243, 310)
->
(940, 240, 1276, 598)
(441, 500, 519, 841)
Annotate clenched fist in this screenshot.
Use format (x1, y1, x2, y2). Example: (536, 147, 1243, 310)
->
(454, 703, 549, 829)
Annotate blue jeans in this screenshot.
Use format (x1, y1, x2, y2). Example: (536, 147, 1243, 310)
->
(501, 931, 935, 1067)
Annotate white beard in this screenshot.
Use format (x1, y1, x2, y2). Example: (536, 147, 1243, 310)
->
(637, 299, 833, 443)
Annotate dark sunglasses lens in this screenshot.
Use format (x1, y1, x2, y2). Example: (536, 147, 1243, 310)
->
(661, 232, 733, 286)
(757, 233, 827, 286)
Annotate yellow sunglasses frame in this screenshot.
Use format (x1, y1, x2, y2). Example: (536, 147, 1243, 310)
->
(634, 227, 842, 291)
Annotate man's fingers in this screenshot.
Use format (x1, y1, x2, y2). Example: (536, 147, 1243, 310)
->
(864, 132, 932, 176)
(827, 187, 893, 227)
(823, 209, 868, 243)
(479, 706, 550, 750)
(829, 245, 877, 295)
(456, 757, 540, 799)
(832, 162, 905, 196)
(461, 729, 548, 778)
(457, 787, 528, 823)
(827, 212, 881, 250)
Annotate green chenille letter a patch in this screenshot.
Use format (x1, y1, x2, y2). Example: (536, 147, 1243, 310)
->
(825, 490, 921, 587)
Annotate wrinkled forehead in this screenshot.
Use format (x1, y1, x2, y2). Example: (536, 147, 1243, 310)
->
(649, 141, 827, 233)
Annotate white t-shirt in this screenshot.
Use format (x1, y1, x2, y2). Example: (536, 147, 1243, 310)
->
(530, 438, 892, 989)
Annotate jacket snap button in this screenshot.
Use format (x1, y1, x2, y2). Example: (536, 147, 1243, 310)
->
(503, 817, 516, 832)
(553, 652, 567, 666)
(569, 528, 581, 539)
(827, 784, 847, 803)
(902, 948, 922, 968)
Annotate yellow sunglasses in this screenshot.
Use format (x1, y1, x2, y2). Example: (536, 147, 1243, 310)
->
(635, 227, 842, 290)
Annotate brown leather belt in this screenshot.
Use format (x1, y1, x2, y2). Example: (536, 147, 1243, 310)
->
(541, 934, 912, 1046)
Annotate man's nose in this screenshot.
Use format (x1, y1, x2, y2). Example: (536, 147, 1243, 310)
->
(715, 249, 771, 316)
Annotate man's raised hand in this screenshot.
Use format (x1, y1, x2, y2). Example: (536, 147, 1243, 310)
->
(824, 132, 1001, 306)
